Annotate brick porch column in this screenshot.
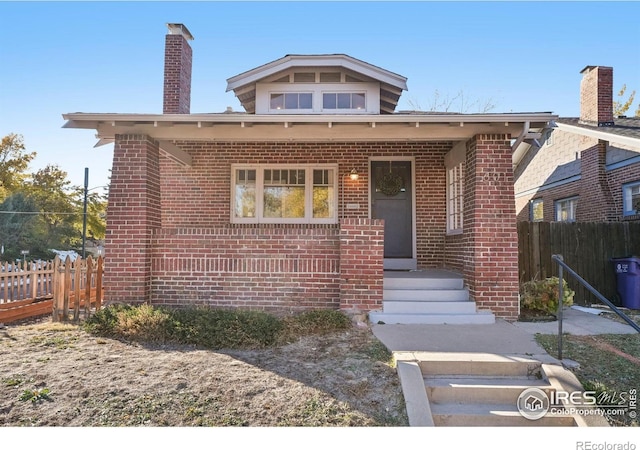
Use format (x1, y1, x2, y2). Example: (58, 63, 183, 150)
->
(339, 218, 384, 313)
(464, 134, 520, 321)
(104, 135, 161, 304)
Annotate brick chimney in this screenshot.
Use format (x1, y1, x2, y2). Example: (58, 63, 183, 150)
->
(579, 65, 614, 127)
(163, 23, 194, 114)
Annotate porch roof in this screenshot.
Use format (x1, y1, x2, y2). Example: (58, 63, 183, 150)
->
(62, 111, 556, 166)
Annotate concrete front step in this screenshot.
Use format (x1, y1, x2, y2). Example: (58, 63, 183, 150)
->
(384, 276, 464, 291)
(383, 288, 469, 302)
(395, 353, 608, 427)
(426, 376, 553, 405)
(417, 353, 544, 377)
(383, 300, 477, 314)
(369, 310, 495, 325)
(429, 402, 578, 427)
(379, 271, 485, 324)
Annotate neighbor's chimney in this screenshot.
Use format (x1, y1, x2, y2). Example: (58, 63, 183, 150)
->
(579, 65, 614, 127)
(163, 23, 194, 114)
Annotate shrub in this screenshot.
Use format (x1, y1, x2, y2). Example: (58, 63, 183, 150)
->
(85, 303, 172, 343)
(521, 277, 574, 315)
(83, 305, 352, 350)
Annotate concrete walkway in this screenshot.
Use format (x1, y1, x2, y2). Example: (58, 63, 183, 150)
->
(372, 306, 637, 361)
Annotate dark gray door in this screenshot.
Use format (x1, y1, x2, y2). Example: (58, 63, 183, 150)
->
(371, 160, 413, 259)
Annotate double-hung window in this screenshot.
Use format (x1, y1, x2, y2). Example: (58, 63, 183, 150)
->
(555, 196, 578, 222)
(232, 165, 338, 224)
(446, 161, 464, 234)
(623, 181, 640, 216)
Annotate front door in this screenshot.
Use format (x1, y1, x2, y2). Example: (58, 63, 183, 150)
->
(371, 160, 415, 270)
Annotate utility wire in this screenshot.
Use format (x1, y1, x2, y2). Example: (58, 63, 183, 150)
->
(0, 211, 80, 215)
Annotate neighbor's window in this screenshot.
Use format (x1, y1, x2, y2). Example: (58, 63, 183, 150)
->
(322, 92, 366, 110)
(623, 181, 640, 216)
(446, 161, 464, 233)
(232, 165, 337, 224)
(555, 196, 578, 222)
(270, 93, 313, 111)
(530, 199, 544, 222)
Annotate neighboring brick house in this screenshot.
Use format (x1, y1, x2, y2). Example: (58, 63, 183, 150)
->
(63, 23, 556, 322)
(514, 65, 640, 223)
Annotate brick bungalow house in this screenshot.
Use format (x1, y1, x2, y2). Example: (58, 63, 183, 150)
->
(63, 23, 556, 323)
(514, 65, 640, 223)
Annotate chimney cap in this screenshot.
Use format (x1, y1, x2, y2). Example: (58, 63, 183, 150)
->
(166, 23, 194, 40)
(580, 65, 612, 74)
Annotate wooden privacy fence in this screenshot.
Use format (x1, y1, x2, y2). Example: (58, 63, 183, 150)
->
(0, 256, 104, 324)
(518, 222, 640, 306)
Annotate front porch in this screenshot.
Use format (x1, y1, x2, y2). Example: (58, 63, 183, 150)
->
(369, 269, 496, 325)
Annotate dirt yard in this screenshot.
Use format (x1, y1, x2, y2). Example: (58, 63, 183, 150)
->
(0, 317, 408, 427)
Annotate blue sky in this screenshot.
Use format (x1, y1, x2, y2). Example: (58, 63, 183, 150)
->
(1, 1, 639, 193)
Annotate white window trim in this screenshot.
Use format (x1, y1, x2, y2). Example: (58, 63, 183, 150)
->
(231, 164, 339, 224)
(623, 181, 640, 216)
(554, 196, 578, 222)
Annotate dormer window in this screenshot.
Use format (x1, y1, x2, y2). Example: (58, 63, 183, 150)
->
(323, 92, 366, 110)
(270, 93, 313, 111)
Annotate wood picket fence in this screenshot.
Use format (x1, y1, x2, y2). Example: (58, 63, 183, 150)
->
(0, 256, 104, 324)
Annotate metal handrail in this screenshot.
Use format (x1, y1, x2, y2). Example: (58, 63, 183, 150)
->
(552, 254, 640, 360)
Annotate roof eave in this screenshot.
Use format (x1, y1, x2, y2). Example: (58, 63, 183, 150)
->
(226, 54, 408, 93)
(556, 122, 640, 149)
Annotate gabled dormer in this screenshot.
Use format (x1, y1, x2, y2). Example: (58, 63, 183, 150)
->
(226, 54, 408, 115)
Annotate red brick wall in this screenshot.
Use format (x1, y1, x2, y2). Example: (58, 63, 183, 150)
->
(159, 141, 451, 267)
(105, 135, 161, 304)
(463, 134, 520, 321)
(150, 225, 341, 311)
(515, 148, 640, 223)
(606, 161, 640, 221)
(163, 34, 192, 114)
(578, 142, 616, 221)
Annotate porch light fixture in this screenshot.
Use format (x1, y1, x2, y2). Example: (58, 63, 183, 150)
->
(349, 168, 359, 181)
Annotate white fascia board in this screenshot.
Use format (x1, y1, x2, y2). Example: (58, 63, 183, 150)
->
(556, 122, 640, 149)
(226, 54, 408, 92)
(63, 112, 556, 127)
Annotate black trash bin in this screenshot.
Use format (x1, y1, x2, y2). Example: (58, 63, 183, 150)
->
(612, 256, 640, 310)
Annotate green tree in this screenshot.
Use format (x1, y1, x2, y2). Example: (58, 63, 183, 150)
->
(25, 164, 78, 251)
(613, 84, 639, 117)
(72, 187, 107, 245)
(0, 192, 45, 261)
(0, 133, 36, 201)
